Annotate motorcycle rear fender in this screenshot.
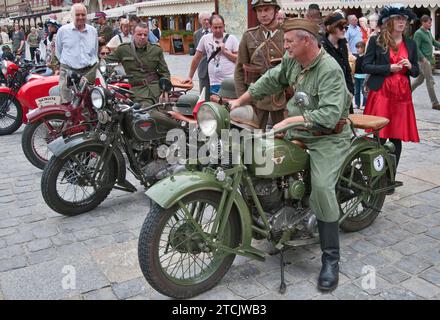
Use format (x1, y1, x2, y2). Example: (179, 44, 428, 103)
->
(26, 104, 69, 123)
(146, 171, 254, 250)
(341, 138, 395, 182)
(48, 133, 127, 184)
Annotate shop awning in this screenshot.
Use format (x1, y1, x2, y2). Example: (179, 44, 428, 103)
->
(86, 4, 137, 20)
(135, 0, 215, 17)
(281, 0, 439, 11)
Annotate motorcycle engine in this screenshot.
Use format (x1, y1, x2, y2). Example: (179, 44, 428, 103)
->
(253, 180, 283, 213)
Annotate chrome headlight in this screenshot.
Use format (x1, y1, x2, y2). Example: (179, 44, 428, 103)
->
(1, 60, 7, 76)
(91, 87, 105, 109)
(198, 104, 218, 137)
(197, 102, 230, 137)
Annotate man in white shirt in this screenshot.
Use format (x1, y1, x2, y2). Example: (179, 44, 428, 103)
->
(107, 18, 131, 50)
(56, 3, 98, 103)
(184, 15, 239, 96)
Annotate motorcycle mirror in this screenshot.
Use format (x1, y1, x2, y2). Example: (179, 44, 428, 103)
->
(159, 77, 172, 92)
(294, 92, 310, 108)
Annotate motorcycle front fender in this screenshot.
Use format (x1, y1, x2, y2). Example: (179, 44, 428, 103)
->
(340, 138, 396, 182)
(146, 171, 254, 249)
(0, 86, 15, 95)
(48, 133, 127, 185)
(26, 104, 69, 123)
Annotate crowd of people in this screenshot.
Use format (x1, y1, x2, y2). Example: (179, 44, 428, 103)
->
(1, 0, 439, 294)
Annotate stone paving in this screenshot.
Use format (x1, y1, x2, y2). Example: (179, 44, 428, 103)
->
(0, 54, 439, 300)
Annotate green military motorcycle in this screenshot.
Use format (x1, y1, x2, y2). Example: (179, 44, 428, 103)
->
(137, 92, 401, 299)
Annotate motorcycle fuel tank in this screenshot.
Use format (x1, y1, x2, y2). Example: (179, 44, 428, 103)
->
(128, 110, 181, 142)
(18, 75, 60, 114)
(249, 138, 310, 179)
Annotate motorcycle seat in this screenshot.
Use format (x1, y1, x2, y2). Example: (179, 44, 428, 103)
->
(171, 76, 193, 90)
(347, 114, 389, 131)
(290, 140, 307, 149)
(167, 111, 197, 124)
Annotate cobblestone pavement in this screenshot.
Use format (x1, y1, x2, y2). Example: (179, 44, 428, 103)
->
(0, 54, 439, 300)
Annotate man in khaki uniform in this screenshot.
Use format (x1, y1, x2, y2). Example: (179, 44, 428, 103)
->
(234, 0, 286, 129)
(105, 23, 170, 106)
(95, 12, 114, 46)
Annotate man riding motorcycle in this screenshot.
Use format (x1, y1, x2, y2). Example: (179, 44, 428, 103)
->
(230, 18, 352, 292)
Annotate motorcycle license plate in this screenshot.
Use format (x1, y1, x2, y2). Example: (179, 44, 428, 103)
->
(35, 96, 61, 108)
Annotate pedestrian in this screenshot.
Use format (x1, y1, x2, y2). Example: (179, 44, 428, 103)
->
(11, 22, 25, 58)
(98, 45, 111, 61)
(184, 15, 239, 96)
(56, 3, 98, 103)
(43, 19, 61, 76)
(305, 3, 325, 38)
(192, 11, 212, 100)
(363, 5, 420, 171)
(358, 16, 370, 43)
(411, 15, 440, 110)
(106, 18, 131, 50)
(186, 20, 192, 31)
(27, 27, 40, 62)
(0, 26, 10, 46)
(234, 0, 286, 129)
(322, 13, 355, 106)
(354, 41, 366, 109)
(104, 22, 170, 106)
(94, 12, 113, 46)
(151, 19, 161, 40)
(345, 15, 363, 54)
(276, 10, 286, 26)
(230, 18, 352, 292)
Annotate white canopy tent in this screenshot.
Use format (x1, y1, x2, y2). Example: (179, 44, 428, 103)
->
(281, 0, 439, 11)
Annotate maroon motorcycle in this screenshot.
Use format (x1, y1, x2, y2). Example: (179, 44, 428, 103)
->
(21, 66, 133, 170)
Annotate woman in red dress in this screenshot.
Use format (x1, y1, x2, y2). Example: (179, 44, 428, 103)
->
(363, 5, 419, 170)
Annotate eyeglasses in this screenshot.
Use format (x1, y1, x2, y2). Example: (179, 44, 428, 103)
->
(100, 51, 110, 56)
(337, 24, 348, 31)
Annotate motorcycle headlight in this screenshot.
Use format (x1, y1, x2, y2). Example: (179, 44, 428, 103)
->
(1, 61, 7, 76)
(99, 60, 107, 74)
(197, 102, 230, 137)
(91, 87, 105, 110)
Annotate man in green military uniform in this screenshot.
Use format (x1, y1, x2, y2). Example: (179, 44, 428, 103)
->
(234, 0, 286, 130)
(230, 18, 352, 292)
(94, 12, 114, 46)
(105, 22, 170, 106)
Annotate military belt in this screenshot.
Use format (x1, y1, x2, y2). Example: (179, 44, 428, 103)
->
(130, 73, 159, 87)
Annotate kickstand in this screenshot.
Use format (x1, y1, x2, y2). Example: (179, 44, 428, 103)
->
(279, 250, 287, 294)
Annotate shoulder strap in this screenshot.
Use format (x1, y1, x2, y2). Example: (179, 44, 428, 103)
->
(207, 34, 229, 64)
(130, 40, 146, 71)
(118, 34, 122, 43)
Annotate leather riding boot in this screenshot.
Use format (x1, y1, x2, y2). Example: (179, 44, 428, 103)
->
(317, 220, 340, 292)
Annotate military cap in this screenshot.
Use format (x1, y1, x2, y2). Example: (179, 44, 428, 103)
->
(282, 18, 319, 36)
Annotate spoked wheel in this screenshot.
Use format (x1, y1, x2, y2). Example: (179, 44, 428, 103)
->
(22, 115, 67, 169)
(0, 93, 22, 135)
(337, 154, 387, 232)
(41, 145, 116, 216)
(138, 191, 241, 299)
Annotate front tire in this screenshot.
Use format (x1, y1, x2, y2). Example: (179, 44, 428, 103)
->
(22, 115, 67, 170)
(138, 191, 241, 299)
(0, 94, 22, 135)
(41, 145, 116, 216)
(337, 153, 387, 232)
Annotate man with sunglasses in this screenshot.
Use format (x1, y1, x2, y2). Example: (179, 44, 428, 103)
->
(234, 0, 286, 130)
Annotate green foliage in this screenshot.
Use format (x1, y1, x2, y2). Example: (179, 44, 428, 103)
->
(161, 30, 193, 38)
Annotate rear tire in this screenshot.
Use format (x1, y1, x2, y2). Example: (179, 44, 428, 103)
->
(138, 191, 241, 299)
(0, 94, 22, 135)
(22, 115, 67, 170)
(41, 145, 116, 216)
(337, 153, 387, 232)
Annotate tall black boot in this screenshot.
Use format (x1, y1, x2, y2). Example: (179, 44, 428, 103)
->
(317, 220, 340, 291)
